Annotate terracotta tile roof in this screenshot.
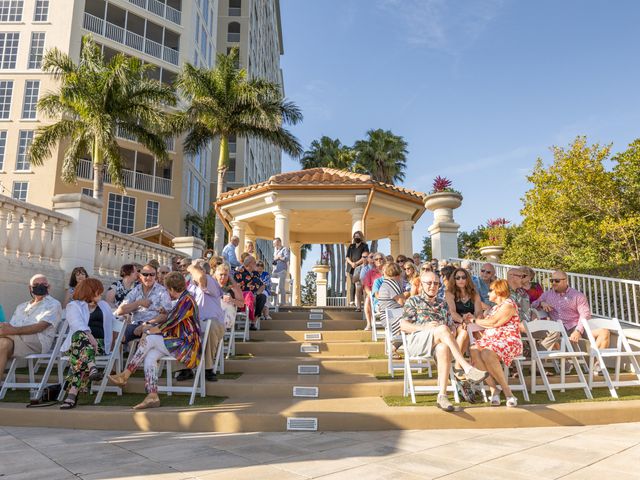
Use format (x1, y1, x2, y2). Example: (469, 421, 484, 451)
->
(217, 168, 426, 203)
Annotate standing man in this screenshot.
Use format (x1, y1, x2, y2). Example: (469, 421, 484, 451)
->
(472, 263, 496, 308)
(222, 236, 241, 269)
(272, 237, 290, 306)
(345, 231, 369, 309)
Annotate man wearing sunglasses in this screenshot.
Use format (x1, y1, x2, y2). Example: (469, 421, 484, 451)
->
(472, 263, 496, 308)
(506, 268, 531, 323)
(116, 263, 172, 343)
(400, 271, 489, 411)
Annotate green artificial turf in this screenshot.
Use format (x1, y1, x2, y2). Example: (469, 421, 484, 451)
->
(375, 372, 433, 380)
(384, 386, 640, 407)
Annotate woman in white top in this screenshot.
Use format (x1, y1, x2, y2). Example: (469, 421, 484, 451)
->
(60, 278, 114, 409)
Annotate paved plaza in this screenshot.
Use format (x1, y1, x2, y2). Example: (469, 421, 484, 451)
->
(1, 423, 639, 480)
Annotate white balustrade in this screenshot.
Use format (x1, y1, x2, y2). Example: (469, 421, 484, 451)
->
(125, 30, 144, 52)
(145, 38, 162, 59)
(148, 0, 165, 17)
(83, 12, 103, 35)
(104, 21, 125, 43)
(166, 5, 181, 24)
(163, 47, 179, 66)
(18, 211, 33, 260)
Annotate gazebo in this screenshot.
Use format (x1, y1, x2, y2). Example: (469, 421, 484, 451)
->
(215, 168, 429, 306)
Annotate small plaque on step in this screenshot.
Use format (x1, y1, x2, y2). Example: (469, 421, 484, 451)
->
(309, 309, 324, 313)
(309, 313, 324, 320)
(293, 386, 319, 398)
(287, 417, 318, 431)
(304, 333, 322, 341)
(298, 364, 320, 375)
(307, 321, 323, 329)
(300, 343, 320, 353)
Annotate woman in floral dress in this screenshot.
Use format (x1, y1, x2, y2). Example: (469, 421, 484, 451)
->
(469, 279, 523, 407)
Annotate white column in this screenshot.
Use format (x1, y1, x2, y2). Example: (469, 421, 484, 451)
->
(172, 236, 206, 259)
(349, 207, 364, 236)
(273, 208, 290, 246)
(230, 220, 247, 260)
(290, 242, 302, 306)
(425, 193, 462, 260)
(397, 220, 414, 257)
(389, 233, 399, 259)
(312, 264, 330, 307)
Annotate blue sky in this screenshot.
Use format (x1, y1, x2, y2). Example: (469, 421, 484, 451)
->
(278, 0, 640, 267)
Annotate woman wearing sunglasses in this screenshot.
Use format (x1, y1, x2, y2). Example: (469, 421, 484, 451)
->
(444, 267, 483, 377)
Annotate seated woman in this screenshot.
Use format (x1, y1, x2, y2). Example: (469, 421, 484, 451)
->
(108, 272, 201, 409)
(469, 279, 523, 407)
(63, 267, 88, 308)
(521, 266, 543, 303)
(377, 262, 410, 352)
(213, 263, 245, 330)
(105, 264, 139, 308)
(402, 261, 418, 293)
(444, 267, 482, 377)
(60, 278, 114, 409)
(255, 261, 273, 321)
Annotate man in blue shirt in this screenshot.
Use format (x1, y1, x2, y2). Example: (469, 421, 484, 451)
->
(472, 262, 496, 308)
(222, 236, 241, 268)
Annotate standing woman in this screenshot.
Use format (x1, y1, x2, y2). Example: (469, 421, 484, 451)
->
(105, 264, 138, 308)
(60, 278, 114, 409)
(63, 267, 88, 308)
(444, 267, 482, 376)
(345, 231, 369, 311)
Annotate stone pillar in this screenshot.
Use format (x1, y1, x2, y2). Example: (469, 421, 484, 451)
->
(273, 208, 290, 247)
(349, 207, 364, 236)
(425, 192, 463, 261)
(172, 236, 206, 259)
(52, 194, 102, 275)
(290, 242, 302, 306)
(230, 220, 247, 260)
(389, 233, 399, 259)
(397, 220, 414, 257)
(312, 264, 330, 307)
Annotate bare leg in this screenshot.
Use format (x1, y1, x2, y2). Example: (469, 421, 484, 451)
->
(434, 343, 451, 396)
(470, 347, 497, 391)
(480, 349, 513, 397)
(593, 328, 611, 350)
(364, 294, 372, 329)
(0, 337, 14, 382)
(432, 325, 474, 371)
(454, 327, 469, 370)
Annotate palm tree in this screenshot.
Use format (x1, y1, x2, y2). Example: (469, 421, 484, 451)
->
(353, 129, 408, 184)
(184, 208, 217, 248)
(30, 35, 175, 202)
(300, 136, 354, 170)
(175, 48, 303, 253)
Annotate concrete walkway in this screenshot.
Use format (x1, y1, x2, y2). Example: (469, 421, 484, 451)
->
(1, 423, 639, 480)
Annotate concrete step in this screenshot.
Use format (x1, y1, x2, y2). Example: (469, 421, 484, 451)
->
(259, 319, 364, 331)
(234, 341, 385, 357)
(225, 356, 388, 375)
(271, 311, 362, 321)
(250, 330, 371, 342)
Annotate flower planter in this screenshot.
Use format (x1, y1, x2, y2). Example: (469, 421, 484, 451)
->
(480, 245, 505, 263)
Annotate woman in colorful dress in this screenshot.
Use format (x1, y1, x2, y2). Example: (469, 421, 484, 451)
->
(60, 278, 114, 409)
(108, 272, 201, 409)
(469, 279, 523, 407)
(63, 266, 88, 308)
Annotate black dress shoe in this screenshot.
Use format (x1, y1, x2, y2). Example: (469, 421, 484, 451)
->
(175, 369, 194, 381)
(205, 369, 218, 382)
(249, 325, 257, 331)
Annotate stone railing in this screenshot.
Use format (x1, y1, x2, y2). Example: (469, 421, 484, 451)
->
(95, 227, 186, 278)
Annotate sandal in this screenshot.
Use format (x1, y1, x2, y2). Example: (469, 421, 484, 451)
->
(60, 393, 77, 410)
(506, 396, 518, 407)
(88, 366, 102, 382)
(453, 368, 466, 381)
(489, 393, 501, 406)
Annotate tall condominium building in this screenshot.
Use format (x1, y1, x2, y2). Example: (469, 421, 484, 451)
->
(0, 0, 217, 242)
(214, 0, 284, 259)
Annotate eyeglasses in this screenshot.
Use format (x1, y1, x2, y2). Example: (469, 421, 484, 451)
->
(550, 278, 566, 283)
(421, 281, 440, 286)
(140, 272, 156, 277)
(158, 271, 169, 275)
(454, 276, 467, 281)
(510, 273, 526, 278)
(404, 267, 414, 271)
(480, 269, 493, 274)
(374, 258, 384, 262)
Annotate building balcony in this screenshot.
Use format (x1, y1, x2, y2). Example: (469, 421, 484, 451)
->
(77, 158, 172, 196)
(115, 126, 175, 152)
(83, 12, 179, 66)
(127, 0, 182, 26)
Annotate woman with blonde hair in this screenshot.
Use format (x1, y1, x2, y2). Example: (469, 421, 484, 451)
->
(403, 261, 420, 296)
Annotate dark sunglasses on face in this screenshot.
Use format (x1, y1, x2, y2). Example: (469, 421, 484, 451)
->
(480, 269, 492, 274)
(454, 276, 467, 281)
(422, 281, 440, 286)
(374, 258, 384, 262)
(140, 272, 156, 277)
(550, 278, 566, 283)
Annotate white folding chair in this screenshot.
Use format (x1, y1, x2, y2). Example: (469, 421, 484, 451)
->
(400, 331, 459, 404)
(93, 315, 131, 404)
(384, 308, 404, 378)
(233, 310, 251, 342)
(157, 319, 213, 405)
(0, 320, 70, 400)
(581, 317, 640, 398)
(523, 319, 592, 401)
(269, 278, 280, 313)
(371, 292, 385, 342)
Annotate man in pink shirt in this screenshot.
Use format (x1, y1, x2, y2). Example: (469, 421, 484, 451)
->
(362, 253, 385, 331)
(532, 270, 610, 370)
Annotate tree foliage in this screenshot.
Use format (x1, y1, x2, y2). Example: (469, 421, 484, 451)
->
(503, 136, 640, 273)
(301, 271, 317, 306)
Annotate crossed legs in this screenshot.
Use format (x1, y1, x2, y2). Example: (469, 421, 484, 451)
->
(470, 346, 513, 397)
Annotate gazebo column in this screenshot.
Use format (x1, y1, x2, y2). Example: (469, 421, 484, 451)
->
(349, 207, 364, 235)
(230, 220, 247, 260)
(273, 208, 290, 246)
(290, 242, 302, 306)
(389, 234, 399, 258)
(397, 220, 414, 257)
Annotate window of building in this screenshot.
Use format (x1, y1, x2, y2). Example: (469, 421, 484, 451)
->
(0, 1, 23, 22)
(33, 0, 48, 21)
(28, 32, 45, 69)
(0, 130, 6, 170)
(21, 80, 39, 119)
(146, 200, 159, 228)
(0, 80, 12, 119)
(15, 130, 33, 170)
(81, 187, 93, 197)
(227, 22, 240, 43)
(0, 32, 19, 69)
(12, 180, 27, 201)
(107, 193, 136, 234)
(229, 0, 241, 16)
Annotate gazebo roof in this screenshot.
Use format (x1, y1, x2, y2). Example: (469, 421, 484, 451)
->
(217, 168, 426, 205)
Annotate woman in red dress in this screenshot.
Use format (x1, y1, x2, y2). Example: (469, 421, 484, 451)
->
(469, 279, 523, 407)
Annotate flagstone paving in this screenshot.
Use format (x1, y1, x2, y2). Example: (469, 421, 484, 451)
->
(1, 422, 639, 479)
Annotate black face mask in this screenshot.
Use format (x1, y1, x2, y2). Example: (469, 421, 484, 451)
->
(31, 284, 49, 296)
(354, 238, 362, 244)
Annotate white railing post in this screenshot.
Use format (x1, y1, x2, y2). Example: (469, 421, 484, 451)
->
(51, 220, 64, 266)
(0, 206, 8, 253)
(18, 211, 33, 261)
(5, 206, 21, 258)
(30, 214, 44, 262)
(41, 217, 54, 264)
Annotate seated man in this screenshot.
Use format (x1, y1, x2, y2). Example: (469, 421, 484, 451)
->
(400, 271, 488, 412)
(233, 255, 266, 330)
(116, 263, 172, 344)
(472, 262, 495, 308)
(0, 274, 62, 381)
(532, 270, 610, 373)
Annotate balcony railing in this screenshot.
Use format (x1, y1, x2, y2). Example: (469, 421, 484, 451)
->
(76, 158, 172, 196)
(127, 0, 182, 25)
(83, 12, 180, 66)
(115, 125, 175, 152)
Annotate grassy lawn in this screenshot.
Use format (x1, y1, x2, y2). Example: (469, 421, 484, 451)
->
(0, 389, 227, 408)
(14, 368, 243, 381)
(376, 372, 432, 380)
(384, 386, 640, 407)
